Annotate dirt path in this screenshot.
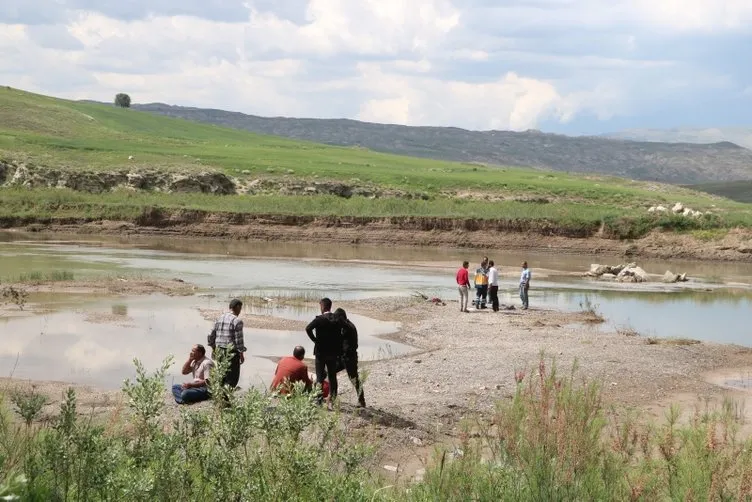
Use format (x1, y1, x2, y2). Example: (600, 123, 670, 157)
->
(7, 218, 752, 262)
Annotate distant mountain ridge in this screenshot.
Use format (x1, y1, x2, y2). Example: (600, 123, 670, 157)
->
(105, 101, 752, 184)
(603, 128, 752, 150)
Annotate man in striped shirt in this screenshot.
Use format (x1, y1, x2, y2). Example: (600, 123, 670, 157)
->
(208, 298, 246, 390)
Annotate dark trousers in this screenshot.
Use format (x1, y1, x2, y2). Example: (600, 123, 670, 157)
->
(215, 347, 241, 389)
(489, 285, 499, 311)
(475, 285, 488, 308)
(315, 356, 339, 401)
(344, 352, 365, 406)
(171, 384, 210, 405)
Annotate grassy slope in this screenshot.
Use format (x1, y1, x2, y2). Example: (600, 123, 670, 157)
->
(1, 87, 752, 232)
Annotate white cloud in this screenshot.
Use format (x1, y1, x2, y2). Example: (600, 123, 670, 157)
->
(0, 0, 749, 132)
(631, 0, 752, 31)
(353, 64, 613, 130)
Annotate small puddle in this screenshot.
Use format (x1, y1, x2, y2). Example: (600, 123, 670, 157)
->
(723, 378, 752, 390)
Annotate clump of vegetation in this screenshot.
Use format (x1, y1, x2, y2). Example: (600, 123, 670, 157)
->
(1, 284, 28, 311)
(646, 337, 702, 346)
(579, 295, 605, 323)
(411, 358, 752, 501)
(15, 270, 74, 284)
(2, 357, 752, 501)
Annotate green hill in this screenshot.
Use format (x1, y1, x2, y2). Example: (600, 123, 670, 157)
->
(131, 101, 752, 184)
(1, 87, 752, 238)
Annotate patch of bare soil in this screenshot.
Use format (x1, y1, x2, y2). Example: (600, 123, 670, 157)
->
(9, 277, 196, 296)
(197, 308, 309, 331)
(11, 217, 752, 262)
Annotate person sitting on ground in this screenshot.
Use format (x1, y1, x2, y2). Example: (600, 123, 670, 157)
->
(333, 308, 366, 408)
(172, 344, 213, 405)
(270, 345, 313, 395)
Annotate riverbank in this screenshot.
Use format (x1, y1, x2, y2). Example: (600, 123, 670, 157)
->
(3, 295, 751, 482)
(4, 217, 752, 263)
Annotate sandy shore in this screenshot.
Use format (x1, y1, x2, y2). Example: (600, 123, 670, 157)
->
(3, 295, 752, 480)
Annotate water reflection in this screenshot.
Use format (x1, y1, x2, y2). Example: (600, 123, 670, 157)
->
(1, 295, 408, 390)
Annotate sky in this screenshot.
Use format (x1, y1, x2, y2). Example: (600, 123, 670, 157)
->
(1, 0, 751, 135)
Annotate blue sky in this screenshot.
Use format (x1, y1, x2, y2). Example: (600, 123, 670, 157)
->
(0, 0, 750, 134)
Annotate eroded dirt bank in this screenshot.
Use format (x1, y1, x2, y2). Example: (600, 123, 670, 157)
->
(3, 212, 752, 262)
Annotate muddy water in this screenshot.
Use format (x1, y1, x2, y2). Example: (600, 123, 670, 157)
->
(0, 294, 407, 390)
(1, 232, 752, 388)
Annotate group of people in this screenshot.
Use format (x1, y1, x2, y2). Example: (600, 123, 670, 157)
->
(456, 257, 531, 312)
(171, 297, 366, 410)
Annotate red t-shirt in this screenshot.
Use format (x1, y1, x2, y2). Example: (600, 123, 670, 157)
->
(271, 356, 313, 394)
(456, 268, 469, 286)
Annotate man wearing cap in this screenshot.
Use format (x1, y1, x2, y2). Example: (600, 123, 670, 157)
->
(208, 298, 246, 390)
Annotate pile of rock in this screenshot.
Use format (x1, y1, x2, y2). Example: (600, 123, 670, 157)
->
(585, 263, 689, 284)
(647, 202, 705, 218)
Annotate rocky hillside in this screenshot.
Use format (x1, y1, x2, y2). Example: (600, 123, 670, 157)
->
(603, 128, 752, 150)
(128, 103, 752, 184)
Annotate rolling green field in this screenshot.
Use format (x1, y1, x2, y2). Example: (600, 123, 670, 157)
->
(1, 87, 752, 233)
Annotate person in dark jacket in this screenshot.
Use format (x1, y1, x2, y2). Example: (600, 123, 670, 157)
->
(305, 297, 342, 408)
(333, 308, 366, 408)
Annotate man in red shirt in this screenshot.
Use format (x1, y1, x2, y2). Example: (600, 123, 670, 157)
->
(271, 346, 313, 395)
(456, 260, 471, 313)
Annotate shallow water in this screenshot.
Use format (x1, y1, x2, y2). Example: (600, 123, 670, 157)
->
(0, 294, 407, 390)
(1, 232, 751, 388)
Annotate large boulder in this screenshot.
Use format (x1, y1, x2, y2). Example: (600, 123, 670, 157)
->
(672, 202, 684, 214)
(617, 264, 649, 283)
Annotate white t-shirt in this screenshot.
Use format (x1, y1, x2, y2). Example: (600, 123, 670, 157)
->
(191, 357, 214, 385)
(488, 267, 499, 286)
(520, 268, 531, 286)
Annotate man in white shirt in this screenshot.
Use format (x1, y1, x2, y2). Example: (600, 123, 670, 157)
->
(172, 344, 214, 404)
(520, 261, 531, 310)
(488, 260, 500, 312)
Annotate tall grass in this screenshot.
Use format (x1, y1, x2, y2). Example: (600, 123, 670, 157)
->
(2, 357, 752, 501)
(13, 270, 74, 284)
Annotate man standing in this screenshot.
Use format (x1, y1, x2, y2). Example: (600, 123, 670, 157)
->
(488, 260, 500, 312)
(456, 261, 471, 313)
(520, 261, 531, 310)
(305, 298, 342, 409)
(271, 346, 313, 395)
(208, 298, 246, 391)
(172, 344, 213, 404)
(333, 308, 366, 408)
(474, 256, 489, 309)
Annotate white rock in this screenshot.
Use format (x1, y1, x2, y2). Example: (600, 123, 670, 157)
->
(128, 155, 134, 160)
(655, 205, 668, 212)
(648, 206, 656, 213)
(383, 465, 398, 472)
(672, 202, 684, 213)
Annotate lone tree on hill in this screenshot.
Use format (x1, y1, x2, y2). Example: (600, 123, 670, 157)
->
(114, 93, 131, 108)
